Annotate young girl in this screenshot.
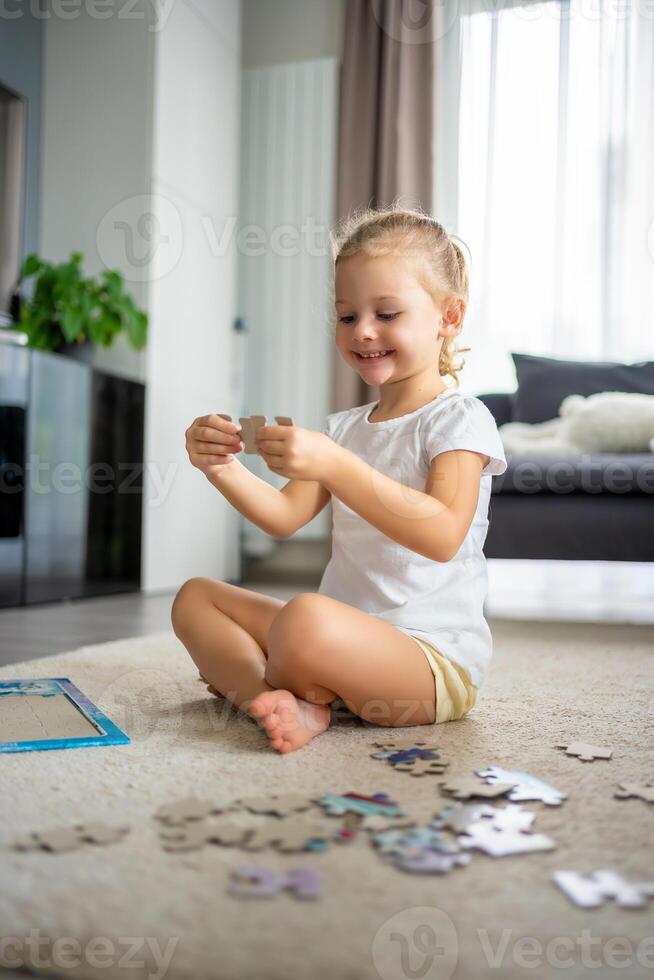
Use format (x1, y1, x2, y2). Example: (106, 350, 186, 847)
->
(172, 205, 507, 754)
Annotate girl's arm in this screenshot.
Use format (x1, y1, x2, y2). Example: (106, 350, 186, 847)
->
(323, 444, 488, 562)
(208, 461, 330, 537)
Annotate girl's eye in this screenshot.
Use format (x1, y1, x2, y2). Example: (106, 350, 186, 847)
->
(337, 313, 399, 323)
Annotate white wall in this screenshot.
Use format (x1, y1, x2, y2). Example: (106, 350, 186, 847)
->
(39, 2, 155, 383)
(39, 0, 243, 594)
(242, 0, 344, 68)
(142, 0, 242, 592)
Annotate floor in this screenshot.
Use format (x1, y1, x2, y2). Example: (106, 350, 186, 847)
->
(1, 555, 652, 668)
(1, 618, 652, 980)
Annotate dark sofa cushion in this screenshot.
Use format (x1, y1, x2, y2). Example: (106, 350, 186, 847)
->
(491, 453, 654, 496)
(511, 352, 654, 423)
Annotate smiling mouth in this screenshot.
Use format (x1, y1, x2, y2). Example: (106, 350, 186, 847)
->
(353, 349, 396, 361)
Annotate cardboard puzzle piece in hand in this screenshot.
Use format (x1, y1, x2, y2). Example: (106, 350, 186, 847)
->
(556, 741, 613, 762)
(614, 781, 654, 804)
(228, 866, 322, 900)
(553, 869, 654, 909)
(237, 415, 294, 453)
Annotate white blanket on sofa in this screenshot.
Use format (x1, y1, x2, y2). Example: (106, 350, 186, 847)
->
(499, 391, 654, 455)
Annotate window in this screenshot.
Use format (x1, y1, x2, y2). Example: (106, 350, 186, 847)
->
(436, 0, 654, 395)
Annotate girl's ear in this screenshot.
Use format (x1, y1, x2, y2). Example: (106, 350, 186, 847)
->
(442, 297, 466, 333)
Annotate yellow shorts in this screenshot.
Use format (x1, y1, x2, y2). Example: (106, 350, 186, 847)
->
(405, 634, 478, 723)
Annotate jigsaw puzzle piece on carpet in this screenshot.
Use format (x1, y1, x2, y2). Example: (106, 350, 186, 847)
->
(228, 866, 321, 900)
(553, 870, 654, 909)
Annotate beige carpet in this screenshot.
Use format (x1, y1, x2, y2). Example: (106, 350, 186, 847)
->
(0, 620, 652, 980)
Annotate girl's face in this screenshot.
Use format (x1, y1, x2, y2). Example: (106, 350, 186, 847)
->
(334, 252, 453, 385)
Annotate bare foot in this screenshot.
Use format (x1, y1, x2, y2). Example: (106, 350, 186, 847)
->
(248, 689, 331, 753)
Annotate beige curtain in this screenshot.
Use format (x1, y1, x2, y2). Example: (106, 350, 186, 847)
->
(331, 0, 436, 411)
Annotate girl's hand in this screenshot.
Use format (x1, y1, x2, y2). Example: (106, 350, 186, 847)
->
(256, 424, 334, 482)
(185, 413, 243, 476)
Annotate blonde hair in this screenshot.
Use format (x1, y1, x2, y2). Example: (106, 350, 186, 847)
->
(329, 201, 471, 386)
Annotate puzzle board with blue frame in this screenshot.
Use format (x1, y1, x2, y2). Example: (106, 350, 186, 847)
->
(0, 678, 130, 753)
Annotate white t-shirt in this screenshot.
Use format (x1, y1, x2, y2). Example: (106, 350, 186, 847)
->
(318, 385, 508, 688)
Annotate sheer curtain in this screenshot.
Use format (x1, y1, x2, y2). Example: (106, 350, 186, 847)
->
(440, 0, 654, 396)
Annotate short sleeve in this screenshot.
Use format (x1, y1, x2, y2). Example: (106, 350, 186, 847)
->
(423, 396, 508, 477)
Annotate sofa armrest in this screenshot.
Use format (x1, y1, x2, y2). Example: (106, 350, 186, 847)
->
(476, 392, 514, 427)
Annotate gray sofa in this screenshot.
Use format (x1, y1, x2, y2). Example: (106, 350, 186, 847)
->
(478, 353, 654, 562)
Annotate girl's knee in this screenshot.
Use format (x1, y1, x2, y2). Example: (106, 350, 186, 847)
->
(171, 577, 212, 634)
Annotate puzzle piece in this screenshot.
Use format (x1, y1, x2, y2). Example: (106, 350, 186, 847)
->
(358, 813, 417, 834)
(155, 797, 223, 825)
(317, 792, 402, 818)
(392, 851, 471, 874)
(383, 748, 442, 764)
(614, 781, 654, 804)
(552, 870, 654, 909)
(431, 802, 500, 834)
(238, 415, 294, 453)
(228, 866, 321, 900)
(76, 823, 130, 846)
(236, 794, 312, 818)
(556, 741, 613, 762)
(477, 766, 567, 806)
(459, 822, 556, 858)
(438, 777, 518, 800)
(392, 757, 450, 777)
(372, 826, 461, 858)
(373, 738, 441, 752)
(160, 819, 248, 852)
(242, 815, 343, 853)
(13, 822, 130, 853)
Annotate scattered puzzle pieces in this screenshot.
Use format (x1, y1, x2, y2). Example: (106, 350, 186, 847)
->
(242, 816, 342, 853)
(228, 866, 321, 900)
(396, 851, 471, 874)
(556, 742, 613, 762)
(477, 767, 567, 806)
(13, 823, 130, 853)
(392, 757, 450, 777)
(154, 797, 223, 826)
(373, 738, 442, 753)
(614, 781, 654, 804)
(459, 822, 556, 858)
(317, 792, 402, 819)
(553, 870, 654, 909)
(438, 777, 518, 801)
(236, 794, 312, 818)
(431, 802, 520, 835)
(160, 819, 247, 853)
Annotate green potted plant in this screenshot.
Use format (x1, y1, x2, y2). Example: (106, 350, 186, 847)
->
(12, 251, 147, 353)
